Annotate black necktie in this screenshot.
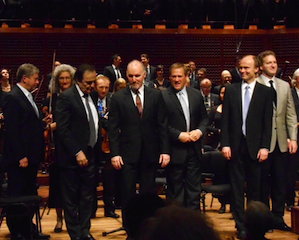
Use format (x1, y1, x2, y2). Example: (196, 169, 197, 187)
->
(84, 93, 96, 147)
(269, 80, 277, 106)
(115, 67, 120, 79)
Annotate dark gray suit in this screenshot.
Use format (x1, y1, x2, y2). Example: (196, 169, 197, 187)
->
(162, 86, 208, 209)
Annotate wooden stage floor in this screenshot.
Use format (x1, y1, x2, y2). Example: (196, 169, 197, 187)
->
(0, 187, 298, 240)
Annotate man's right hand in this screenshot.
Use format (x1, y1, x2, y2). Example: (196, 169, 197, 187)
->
(111, 156, 124, 170)
(178, 132, 191, 143)
(19, 157, 29, 168)
(222, 147, 231, 160)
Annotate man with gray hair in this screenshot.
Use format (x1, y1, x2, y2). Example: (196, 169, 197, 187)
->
(286, 68, 299, 211)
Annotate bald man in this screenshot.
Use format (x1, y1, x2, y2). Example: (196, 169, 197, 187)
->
(108, 60, 170, 236)
(213, 70, 232, 94)
(200, 78, 220, 113)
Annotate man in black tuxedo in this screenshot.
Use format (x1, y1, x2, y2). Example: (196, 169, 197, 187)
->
(56, 64, 99, 240)
(92, 75, 120, 218)
(2, 63, 51, 240)
(140, 53, 156, 81)
(108, 60, 170, 236)
(221, 55, 273, 240)
(103, 54, 124, 92)
(188, 61, 199, 88)
(162, 62, 209, 209)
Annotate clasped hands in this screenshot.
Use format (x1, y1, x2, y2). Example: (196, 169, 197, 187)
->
(179, 129, 202, 143)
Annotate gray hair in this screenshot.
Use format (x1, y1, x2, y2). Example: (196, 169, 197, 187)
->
(16, 63, 39, 83)
(49, 64, 76, 93)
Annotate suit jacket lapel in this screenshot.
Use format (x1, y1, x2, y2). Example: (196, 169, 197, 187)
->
(273, 77, 280, 112)
(234, 83, 242, 117)
(257, 76, 266, 86)
(16, 85, 41, 120)
(72, 85, 89, 122)
(168, 87, 184, 116)
(124, 87, 140, 118)
(143, 87, 150, 119)
(186, 87, 193, 119)
(292, 87, 299, 106)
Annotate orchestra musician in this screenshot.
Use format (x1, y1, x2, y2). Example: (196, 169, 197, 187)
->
(91, 75, 120, 218)
(42, 64, 76, 233)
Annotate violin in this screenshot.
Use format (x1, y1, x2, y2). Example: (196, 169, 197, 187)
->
(102, 128, 110, 153)
(101, 111, 110, 153)
(42, 106, 55, 164)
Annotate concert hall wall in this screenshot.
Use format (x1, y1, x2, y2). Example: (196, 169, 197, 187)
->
(0, 28, 298, 102)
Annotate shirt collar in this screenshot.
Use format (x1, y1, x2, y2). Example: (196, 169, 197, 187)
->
(17, 83, 31, 98)
(75, 84, 85, 97)
(242, 80, 256, 90)
(177, 86, 187, 96)
(130, 84, 144, 95)
(261, 74, 275, 86)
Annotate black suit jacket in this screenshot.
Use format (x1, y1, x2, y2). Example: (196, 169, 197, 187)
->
(103, 65, 125, 91)
(55, 85, 100, 167)
(2, 85, 44, 166)
(146, 65, 157, 81)
(291, 87, 299, 122)
(108, 86, 169, 164)
(162, 87, 209, 164)
(229, 67, 243, 84)
(204, 93, 220, 108)
(221, 82, 273, 160)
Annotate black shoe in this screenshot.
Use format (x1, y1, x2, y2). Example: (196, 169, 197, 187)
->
(81, 234, 96, 240)
(218, 204, 226, 214)
(105, 211, 120, 218)
(273, 222, 292, 232)
(54, 218, 63, 233)
(33, 232, 50, 239)
(11, 233, 28, 240)
(237, 230, 246, 240)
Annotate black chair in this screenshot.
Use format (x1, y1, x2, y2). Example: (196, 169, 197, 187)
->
(0, 195, 43, 240)
(201, 151, 231, 213)
(155, 168, 167, 195)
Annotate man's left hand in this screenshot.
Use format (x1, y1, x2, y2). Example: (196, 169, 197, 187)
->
(257, 148, 269, 162)
(189, 129, 202, 142)
(288, 140, 298, 154)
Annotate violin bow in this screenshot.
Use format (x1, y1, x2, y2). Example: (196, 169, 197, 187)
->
(49, 50, 57, 114)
